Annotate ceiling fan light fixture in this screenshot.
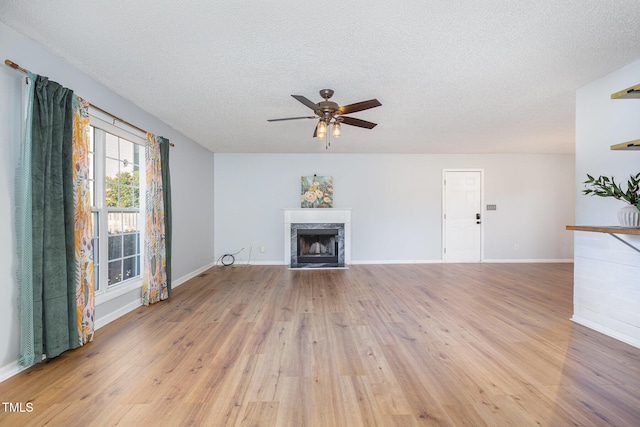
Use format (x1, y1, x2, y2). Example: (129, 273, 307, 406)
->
(332, 122, 341, 138)
(268, 90, 381, 145)
(317, 120, 327, 139)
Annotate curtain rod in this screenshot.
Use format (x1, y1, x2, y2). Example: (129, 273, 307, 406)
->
(4, 59, 174, 147)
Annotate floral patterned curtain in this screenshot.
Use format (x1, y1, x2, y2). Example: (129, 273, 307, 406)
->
(142, 133, 168, 305)
(72, 96, 95, 344)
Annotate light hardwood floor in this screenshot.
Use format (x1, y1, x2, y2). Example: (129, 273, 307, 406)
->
(1, 263, 640, 426)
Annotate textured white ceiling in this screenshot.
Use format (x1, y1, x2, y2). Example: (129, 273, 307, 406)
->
(2, 1, 640, 153)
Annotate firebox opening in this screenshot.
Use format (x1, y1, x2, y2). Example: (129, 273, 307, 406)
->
(297, 229, 339, 264)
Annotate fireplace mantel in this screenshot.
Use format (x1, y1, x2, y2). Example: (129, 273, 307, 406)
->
(284, 208, 351, 267)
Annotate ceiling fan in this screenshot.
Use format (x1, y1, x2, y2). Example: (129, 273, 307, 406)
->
(268, 89, 381, 144)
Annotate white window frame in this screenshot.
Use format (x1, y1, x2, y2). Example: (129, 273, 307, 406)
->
(90, 115, 146, 305)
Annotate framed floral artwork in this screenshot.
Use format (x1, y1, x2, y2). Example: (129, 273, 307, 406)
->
(301, 175, 333, 208)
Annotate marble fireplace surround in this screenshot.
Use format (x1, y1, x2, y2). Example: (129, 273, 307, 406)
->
(284, 208, 351, 268)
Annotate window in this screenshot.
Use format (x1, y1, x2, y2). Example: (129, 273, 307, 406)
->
(89, 117, 145, 295)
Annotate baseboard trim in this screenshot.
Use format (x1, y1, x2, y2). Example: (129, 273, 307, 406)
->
(239, 261, 286, 266)
(95, 299, 142, 330)
(172, 261, 217, 288)
(350, 259, 443, 265)
(95, 261, 219, 330)
(571, 315, 640, 350)
(236, 259, 573, 265)
(351, 259, 572, 265)
(483, 259, 574, 263)
(0, 361, 28, 384)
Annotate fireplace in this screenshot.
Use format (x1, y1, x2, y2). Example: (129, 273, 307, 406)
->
(291, 223, 344, 267)
(284, 209, 351, 269)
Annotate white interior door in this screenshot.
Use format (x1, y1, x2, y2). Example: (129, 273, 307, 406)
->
(443, 170, 483, 262)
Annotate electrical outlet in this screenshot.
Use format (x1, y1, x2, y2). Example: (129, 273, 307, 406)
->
(260, 246, 266, 253)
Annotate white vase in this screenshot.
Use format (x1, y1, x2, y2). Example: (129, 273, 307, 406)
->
(617, 205, 640, 227)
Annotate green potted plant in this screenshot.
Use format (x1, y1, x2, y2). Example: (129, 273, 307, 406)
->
(583, 172, 640, 227)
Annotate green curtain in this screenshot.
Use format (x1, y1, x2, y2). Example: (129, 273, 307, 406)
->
(17, 74, 95, 366)
(28, 75, 78, 361)
(158, 137, 172, 294)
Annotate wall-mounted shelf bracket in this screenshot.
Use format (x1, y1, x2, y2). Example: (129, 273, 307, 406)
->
(610, 140, 640, 151)
(611, 84, 640, 99)
(608, 232, 640, 254)
(566, 225, 640, 253)
(610, 83, 640, 148)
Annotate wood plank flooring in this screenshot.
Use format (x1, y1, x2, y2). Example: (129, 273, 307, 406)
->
(1, 263, 640, 426)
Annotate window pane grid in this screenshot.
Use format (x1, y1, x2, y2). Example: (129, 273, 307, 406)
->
(107, 231, 140, 286)
(107, 209, 141, 286)
(106, 136, 140, 209)
(90, 123, 143, 291)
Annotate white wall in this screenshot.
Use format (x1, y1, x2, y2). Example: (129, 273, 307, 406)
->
(0, 21, 216, 379)
(574, 59, 640, 348)
(214, 153, 574, 264)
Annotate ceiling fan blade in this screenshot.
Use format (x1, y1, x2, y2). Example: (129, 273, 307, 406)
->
(292, 95, 320, 111)
(341, 116, 377, 129)
(337, 99, 381, 115)
(267, 116, 316, 122)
